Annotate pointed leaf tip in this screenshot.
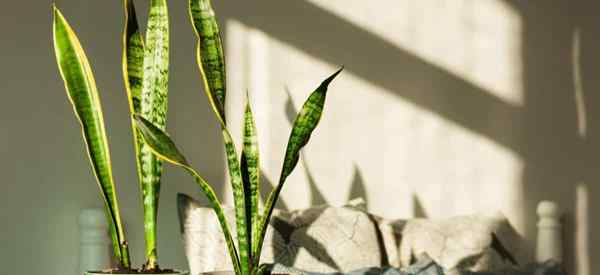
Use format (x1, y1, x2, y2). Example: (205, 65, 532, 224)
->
(52, 4, 62, 21)
(133, 114, 189, 166)
(318, 66, 344, 92)
(320, 66, 344, 88)
(245, 90, 253, 111)
(190, 0, 227, 124)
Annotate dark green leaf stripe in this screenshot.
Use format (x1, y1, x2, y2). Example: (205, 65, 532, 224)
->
(239, 154, 252, 265)
(133, 115, 241, 275)
(122, 0, 144, 114)
(241, 101, 260, 256)
(139, 0, 170, 267)
(254, 68, 343, 258)
(222, 129, 250, 275)
(189, 0, 227, 125)
(53, 6, 130, 268)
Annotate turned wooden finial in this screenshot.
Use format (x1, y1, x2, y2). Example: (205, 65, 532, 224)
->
(536, 200, 563, 263)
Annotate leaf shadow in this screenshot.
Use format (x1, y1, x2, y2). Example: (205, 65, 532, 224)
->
(260, 170, 289, 211)
(412, 193, 429, 219)
(270, 211, 341, 271)
(348, 163, 368, 208)
(272, 87, 375, 270)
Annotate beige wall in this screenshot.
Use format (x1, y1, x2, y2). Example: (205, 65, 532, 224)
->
(220, 1, 600, 274)
(1, 1, 598, 275)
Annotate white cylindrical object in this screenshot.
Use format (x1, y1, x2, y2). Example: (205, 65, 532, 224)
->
(536, 201, 563, 262)
(79, 208, 112, 275)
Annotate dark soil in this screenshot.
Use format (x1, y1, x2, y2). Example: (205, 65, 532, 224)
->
(87, 267, 179, 274)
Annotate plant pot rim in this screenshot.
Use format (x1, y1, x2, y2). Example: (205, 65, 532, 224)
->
(197, 272, 291, 275)
(197, 272, 290, 275)
(198, 270, 235, 275)
(85, 270, 188, 275)
(198, 271, 235, 275)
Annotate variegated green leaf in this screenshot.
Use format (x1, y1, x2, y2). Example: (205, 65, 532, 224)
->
(139, 0, 170, 268)
(222, 129, 250, 275)
(121, 0, 157, 267)
(190, 1, 250, 272)
(133, 115, 241, 275)
(53, 5, 130, 268)
(133, 115, 187, 165)
(189, 0, 227, 125)
(241, 100, 260, 256)
(254, 68, 343, 259)
(122, 0, 144, 114)
(142, 0, 170, 127)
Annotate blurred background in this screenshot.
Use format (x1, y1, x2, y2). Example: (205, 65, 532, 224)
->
(0, 0, 598, 274)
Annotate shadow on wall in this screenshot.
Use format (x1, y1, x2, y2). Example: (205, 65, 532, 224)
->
(284, 88, 370, 208)
(260, 160, 370, 269)
(503, 2, 598, 275)
(254, 90, 370, 267)
(214, 0, 599, 274)
(258, 89, 370, 211)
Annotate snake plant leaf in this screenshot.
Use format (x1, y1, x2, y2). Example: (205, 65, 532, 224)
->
(121, 0, 159, 266)
(122, 0, 144, 114)
(189, 0, 227, 125)
(133, 115, 242, 275)
(222, 129, 251, 275)
(142, 0, 170, 130)
(133, 115, 187, 166)
(53, 5, 130, 268)
(254, 67, 343, 258)
(240, 100, 260, 255)
(139, 0, 170, 267)
(190, 1, 250, 271)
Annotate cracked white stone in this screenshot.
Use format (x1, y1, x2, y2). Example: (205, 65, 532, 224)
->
(179, 196, 522, 275)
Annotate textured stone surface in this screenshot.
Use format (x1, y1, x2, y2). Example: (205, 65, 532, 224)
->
(178, 195, 383, 275)
(178, 195, 522, 274)
(266, 259, 565, 275)
(268, 255, 445, 275)
(392, 215, 521, 271)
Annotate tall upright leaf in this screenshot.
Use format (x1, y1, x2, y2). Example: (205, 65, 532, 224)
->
(254, 68, 343, 258)
(138, 0, 170, 268)
(189, 0, 251, 273)
(188, 0, 342, 273)
(241, 100, 260, 256)
(189, 0, 227, 125)
(121, 0, 147, 266)
(133, 115, 241, 275)
(121, 0, 143, 204)
(53, 6, 130, 268)
(222, 129, 250, 275)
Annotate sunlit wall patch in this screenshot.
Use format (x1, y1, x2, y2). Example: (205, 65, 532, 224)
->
(307, 0, 524, 107)
(224, 1, 526, 236)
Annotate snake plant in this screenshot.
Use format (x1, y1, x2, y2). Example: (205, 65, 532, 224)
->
(133, 0, 343, 275)
(53, 0, 171, 271)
